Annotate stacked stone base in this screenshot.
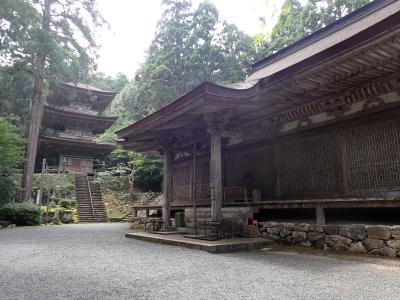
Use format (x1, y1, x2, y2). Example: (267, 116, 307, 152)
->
(260, 222, 400, 258)
(184, 207, 256, 227)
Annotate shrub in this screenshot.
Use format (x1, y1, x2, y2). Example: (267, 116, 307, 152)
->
(131, 153, 162, 192)
(0, 203, 42, 226)
(59, 199, 77, 209)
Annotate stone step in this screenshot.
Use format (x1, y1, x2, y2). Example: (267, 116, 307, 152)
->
(75, 174, 107, 223)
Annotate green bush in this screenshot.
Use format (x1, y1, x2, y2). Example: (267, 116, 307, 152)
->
(131, 152, 162, 192)
(59, 199, 77, 209)
(0, 203, 42, 226)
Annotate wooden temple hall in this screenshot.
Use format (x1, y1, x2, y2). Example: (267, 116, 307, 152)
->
(36, 82, 117, 173)
(117, 0, 400, 226)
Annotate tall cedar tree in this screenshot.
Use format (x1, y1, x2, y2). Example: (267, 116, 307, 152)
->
(0, 0, 104, 201)
(257, 0, 371, 58)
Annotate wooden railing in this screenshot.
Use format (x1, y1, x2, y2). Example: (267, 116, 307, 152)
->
(86, 175, 96, 217)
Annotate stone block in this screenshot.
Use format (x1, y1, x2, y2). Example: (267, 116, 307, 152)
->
(326, 235, 352, 251)
(391, 226, 400, 240)
(362, 238, 385, 251)
(262, 232, 281, 240)
(349, 242, 367, 253)
(285, 235, 295, 245)
(367, 226, 391, 240)
(308, 232, 325, 242)
(294, 223, 311, 232)
(279, 229, 291, 238)
(263, 222, 278, 228)
(292, 231, 307, 242)
(370, 247, 397, 257)
(300, 241, 312, 247)
(314, 237, 327, 249)
(386, 239, 400, 250)
(285, 223, 294, 231)
(339, 225, 367, 241)
(310, 224, 324, 233)
(266, 226, 281, 235)
(323, 225, 339, 235)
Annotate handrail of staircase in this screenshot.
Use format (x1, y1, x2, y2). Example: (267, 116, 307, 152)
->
(86, 175, 96, 218)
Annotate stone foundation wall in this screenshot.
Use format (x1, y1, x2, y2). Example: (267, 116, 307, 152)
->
(184, 207, 255, 227)
(260, 222, 400, 258)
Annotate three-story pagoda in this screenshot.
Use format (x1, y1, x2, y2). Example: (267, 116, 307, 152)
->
(36, 82, 117, 173)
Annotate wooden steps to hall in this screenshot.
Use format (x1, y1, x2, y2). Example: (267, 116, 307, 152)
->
(75, 174, 108, 223)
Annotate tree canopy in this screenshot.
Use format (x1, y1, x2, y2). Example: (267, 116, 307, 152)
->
(0, 117, 25, 205)
(98, 0, 256, 144)
(256, 0, 372, 57)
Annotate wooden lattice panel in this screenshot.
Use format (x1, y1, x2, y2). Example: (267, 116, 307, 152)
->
(224, 148, 275, 199)
(172, 161, 191, 202)
(280, 134, 341, 196)
(347, 120, 400, 192)
(195, 160, 210, 199)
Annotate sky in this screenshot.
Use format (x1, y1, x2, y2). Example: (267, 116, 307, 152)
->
(95, 0, 290, 79)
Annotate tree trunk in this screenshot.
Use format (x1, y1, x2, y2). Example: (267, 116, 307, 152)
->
(21, 0, 51, 202)
(21, 76, 44, 202)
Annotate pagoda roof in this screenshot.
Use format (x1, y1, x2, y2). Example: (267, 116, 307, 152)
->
(39, 135, 115, 157)
(46, 82, 117, 113)
(116, 0, 400, 152)
(42, 105, 117, 134)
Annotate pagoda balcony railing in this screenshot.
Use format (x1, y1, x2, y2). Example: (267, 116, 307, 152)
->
(40, 128, 96, 141)
(46, 103, 99, 116)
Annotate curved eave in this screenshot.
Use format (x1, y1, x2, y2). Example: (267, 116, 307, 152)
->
(39, 135, 115, 151)
(42, 106, 116, 134)
(44, 105, 117, 121)
(47, 83, 117, 113)
(116, 81, 261, 139)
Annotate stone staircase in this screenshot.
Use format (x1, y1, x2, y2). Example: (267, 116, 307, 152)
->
(75, 174, 108, 222)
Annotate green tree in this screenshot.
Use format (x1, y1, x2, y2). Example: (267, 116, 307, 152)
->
(0, 0, 104, 201)
(117, 0, 256, 115)
(96, 1, 257, 186)
(0, 117, 25, 205)
(258, 0, 372, 57)
(88, 72, 130, 93)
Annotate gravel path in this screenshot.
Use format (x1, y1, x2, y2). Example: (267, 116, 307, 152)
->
(1, 223, 399, 300)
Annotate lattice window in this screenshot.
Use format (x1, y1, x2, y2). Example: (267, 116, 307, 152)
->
(172, 161, 191, 202)
(347, 120, 400, 192)
(195, 160, 210, 199)
(280, 134, 341, 195)
(225, 148, 275, 199)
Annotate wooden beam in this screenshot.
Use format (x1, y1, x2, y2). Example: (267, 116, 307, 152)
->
(162, 148, 173, 227)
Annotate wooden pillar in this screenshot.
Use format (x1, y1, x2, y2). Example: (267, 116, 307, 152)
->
(273, 142, 282, 198)
(209, 131, 223, 222)
(337, 132, 350, 194)
(144, 208, 149, 219)
(131, 207, 137, 219)
(316, 205, 326, 225)
(162, 148, 173, 226)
